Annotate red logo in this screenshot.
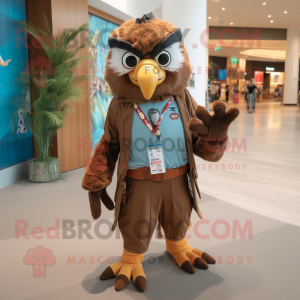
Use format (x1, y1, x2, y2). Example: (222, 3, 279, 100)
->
(169, 113, 179, 120)
(24, 246, 56, 277)
(24, 57, 57, 88)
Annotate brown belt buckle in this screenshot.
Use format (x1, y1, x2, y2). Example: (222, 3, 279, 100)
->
(152, 172, 165, 182)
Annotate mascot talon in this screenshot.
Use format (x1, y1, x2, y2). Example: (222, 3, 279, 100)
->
(166, 238, 215, 274)
(100, 250, 147, 292)
(82, 12, 239, 292)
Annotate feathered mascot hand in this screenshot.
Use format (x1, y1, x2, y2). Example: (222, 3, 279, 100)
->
(188, 101, 239, 161)
(189, 100, 239, 139)
(88, 188, 115, 220)
(82, 135, 119, 220)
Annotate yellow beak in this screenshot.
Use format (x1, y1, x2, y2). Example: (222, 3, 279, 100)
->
(129, 59, 166, 100)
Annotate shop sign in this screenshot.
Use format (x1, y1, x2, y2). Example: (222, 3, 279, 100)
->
(231, 57, 239, 64)
(266, 67, 275, 71)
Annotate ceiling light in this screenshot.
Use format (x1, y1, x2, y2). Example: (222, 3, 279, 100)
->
(268, 15, 271, 17)
(208, 16, 211, 19)
(284, 11, 287, 14)
(270, 20, 273, 23)
(263, 2, 266, 5)
(230, 23, 233, 25)
(222, 8, 225, 10)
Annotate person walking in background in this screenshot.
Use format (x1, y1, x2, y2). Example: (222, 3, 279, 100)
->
(231, 85, 235, 102)
(217, 81, 221, 100)
(242, 82, 249, 102)
(210, 82, 216, 101)
(257, 85, 262, 102)
(225, 84, 229, 102)
(234, 83, 238, 95)
(215, 82, 220, 100)
(232, 83, 239, 103)
(246, 78, 258, 113)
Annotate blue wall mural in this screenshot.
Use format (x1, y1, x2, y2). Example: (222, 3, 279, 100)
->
(0, 0, 33, 170)
(88, 14, 118, 147)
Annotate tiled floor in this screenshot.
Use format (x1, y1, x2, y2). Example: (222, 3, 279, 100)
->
(204, 99, 300, 226)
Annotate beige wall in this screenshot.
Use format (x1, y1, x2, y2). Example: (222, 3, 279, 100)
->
(51, 0, 92, 173)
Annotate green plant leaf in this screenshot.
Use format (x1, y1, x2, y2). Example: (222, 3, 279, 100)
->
(45, 111, 65, 126)
(17, 16, 91, 159)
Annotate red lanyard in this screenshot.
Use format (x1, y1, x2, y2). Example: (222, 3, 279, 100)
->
(133, 98, 173, 141)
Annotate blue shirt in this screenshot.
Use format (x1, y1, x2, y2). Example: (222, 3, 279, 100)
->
(128, 98, 189, 170)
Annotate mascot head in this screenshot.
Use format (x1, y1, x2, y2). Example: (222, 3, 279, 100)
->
(105, 13, 192, 103)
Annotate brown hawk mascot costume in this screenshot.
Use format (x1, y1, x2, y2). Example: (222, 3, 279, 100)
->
(82, 13, 239, 292)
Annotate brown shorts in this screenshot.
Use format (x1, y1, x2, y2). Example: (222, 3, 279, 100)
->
(118, 174, 193, 254)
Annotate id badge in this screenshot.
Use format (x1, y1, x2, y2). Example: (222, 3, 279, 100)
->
(147, 145, 166, 175)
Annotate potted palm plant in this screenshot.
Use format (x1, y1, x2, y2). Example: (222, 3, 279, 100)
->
(17, 17, 92, 182)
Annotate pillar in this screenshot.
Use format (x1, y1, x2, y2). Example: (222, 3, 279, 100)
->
(238, 58, 246, 91)
(226, 57, 238, 100)
(162, 0, 207, 106)
(283, 28, 300, 105)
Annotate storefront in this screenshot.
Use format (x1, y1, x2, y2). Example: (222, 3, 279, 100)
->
(246, 61, 285, 100)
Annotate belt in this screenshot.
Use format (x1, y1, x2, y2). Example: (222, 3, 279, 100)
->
(126, 164, 189, 181)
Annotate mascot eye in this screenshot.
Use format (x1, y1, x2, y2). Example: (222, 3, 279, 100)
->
(155, 51, 171, 67)
(122, 52, 140, 69)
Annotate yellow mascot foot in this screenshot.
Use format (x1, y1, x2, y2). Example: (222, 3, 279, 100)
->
(166, 238, 216, 274)
(100, 249, 147, 292)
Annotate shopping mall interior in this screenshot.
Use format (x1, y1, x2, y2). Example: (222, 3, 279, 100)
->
(0, 0, 299, 299)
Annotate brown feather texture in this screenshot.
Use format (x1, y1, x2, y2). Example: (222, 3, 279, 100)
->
(110, 18, 177, 53)
(82, 134, 120, 192)
(105, 18, 192, 103)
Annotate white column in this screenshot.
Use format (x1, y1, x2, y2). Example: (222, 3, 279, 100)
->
(283, 28, 300, 105)
(238, 58, 246, 92)
(162, 0, 207, 106)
